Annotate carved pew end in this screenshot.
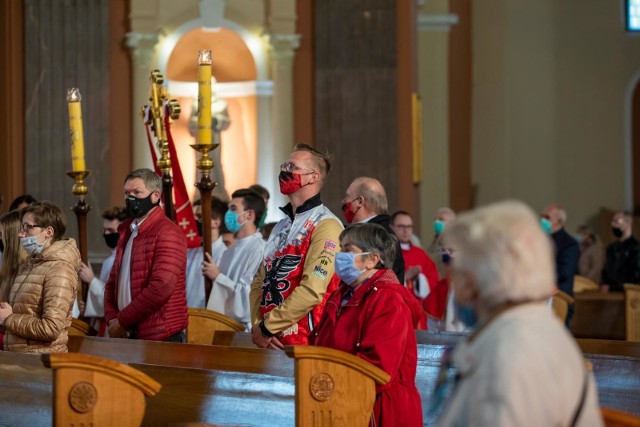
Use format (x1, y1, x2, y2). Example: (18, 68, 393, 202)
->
(285, 345, 390, 427)
(42, 352, 161, 427)
(187, 308, 245, 345)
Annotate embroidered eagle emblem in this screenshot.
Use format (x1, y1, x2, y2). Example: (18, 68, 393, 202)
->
(261, 254, 303, 308)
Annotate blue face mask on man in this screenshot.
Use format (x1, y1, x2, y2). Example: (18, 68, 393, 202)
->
(335, 252, 371, 285)
(224, 210, 248, 234)
(540, 218, 552, 234)
(434, 219, 445, 235)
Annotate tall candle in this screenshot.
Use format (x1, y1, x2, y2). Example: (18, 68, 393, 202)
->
(197, 50, 213, 145)
(67, 88, 86, 172)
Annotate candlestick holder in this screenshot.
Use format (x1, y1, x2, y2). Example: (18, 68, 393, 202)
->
(191, 141, 220, 302)
(66, 170, 91, 305)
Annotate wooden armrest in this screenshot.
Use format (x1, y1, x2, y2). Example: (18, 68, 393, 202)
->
(285, 345, 390, 385)
(188, 308, 245, 331)
(69, 318, 91, 336)
(42, 352, 161, 396)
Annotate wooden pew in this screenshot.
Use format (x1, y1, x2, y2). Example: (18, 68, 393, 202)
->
(571, 291, 626, 340)
(187, 308, 245, 345)
(42, 352, 161, 426)
(3, 334, 640, 426)
(624, 284, 640, 342)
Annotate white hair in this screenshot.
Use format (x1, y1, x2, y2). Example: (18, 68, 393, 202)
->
(444, 200, 555, 309)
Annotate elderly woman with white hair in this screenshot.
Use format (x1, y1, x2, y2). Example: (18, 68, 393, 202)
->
(435, 200, 603, 426)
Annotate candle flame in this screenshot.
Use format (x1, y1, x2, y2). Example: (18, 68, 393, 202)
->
(197, 50, 213, 66)
(67, 88, 82, 102)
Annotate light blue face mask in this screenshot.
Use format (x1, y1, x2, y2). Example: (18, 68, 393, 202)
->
(20, 232, 46, 255)
(540, 218, 552, 234)
(574, 233, 583, 245)
(224, 210, 248, 234)
(453, 299, 478, 328)
(434, 220, 445, 235)
(335, 252, 371, 285)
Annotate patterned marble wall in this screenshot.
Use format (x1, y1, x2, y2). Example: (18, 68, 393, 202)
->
(313, 0, 399, 215)
(24, 0, 110, 257)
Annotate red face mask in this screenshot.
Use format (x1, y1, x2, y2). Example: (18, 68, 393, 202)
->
(341, 199, 359, 224)
(279, 171, 303, 195)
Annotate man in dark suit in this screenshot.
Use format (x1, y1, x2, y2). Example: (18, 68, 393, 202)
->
(542, 204, 580, 327)
(341, 177, 405, 283)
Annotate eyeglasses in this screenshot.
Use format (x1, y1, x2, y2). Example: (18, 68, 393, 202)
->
(21, 223, 42, 232)
(438, 247, 456, 256)
(280, 162, 316, 174)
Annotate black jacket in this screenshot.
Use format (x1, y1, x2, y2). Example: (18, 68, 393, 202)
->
(551, 228, 580, 297)
(603, 235, 640, 292)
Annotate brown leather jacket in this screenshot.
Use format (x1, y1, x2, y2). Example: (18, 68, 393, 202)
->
(3, 238, 80, 353)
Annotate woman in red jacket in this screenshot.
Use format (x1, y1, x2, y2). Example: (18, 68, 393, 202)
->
(312, 223, 423, 427)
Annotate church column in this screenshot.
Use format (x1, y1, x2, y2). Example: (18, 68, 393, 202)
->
(126, 32, 160, 169)
(417, 1, 458, 244)
(268, 33, 301, 210)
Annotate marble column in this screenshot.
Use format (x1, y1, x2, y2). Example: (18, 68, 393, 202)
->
(267, 33, 300, 211)
(125, 32, 160, 170)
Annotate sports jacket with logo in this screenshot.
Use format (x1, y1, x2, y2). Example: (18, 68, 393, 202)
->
(250, 194, 343, 345)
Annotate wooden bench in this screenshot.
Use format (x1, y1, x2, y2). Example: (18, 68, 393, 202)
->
(1, 340, 388, 427)
(187, 308, 245, 345)
(571, 291, 626, 340)
(43, 352, 161, 426)
(2, 334, 640, 425)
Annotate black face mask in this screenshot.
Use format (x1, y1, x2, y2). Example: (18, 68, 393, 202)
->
(125, 193, 158, 218)
(612, 227, 624, 238)
(103, 232, 119, 249)
(196, 221, 203, 237)
(0, 240, 4, 253)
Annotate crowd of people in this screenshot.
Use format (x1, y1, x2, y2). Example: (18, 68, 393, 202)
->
(0, 142, 625, 425)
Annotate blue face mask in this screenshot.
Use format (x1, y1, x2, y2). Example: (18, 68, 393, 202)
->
(224, 210, 248, 234)
(20, 232, 47, 255)
(454, 299, 478, 328)
(540, 218, 552, 234)
(574, 234, 583, 245)
(434, 220, 445, 235)
(335, 252, 370, 285)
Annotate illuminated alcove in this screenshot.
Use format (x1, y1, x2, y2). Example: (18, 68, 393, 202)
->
(164, 27, 259, 201)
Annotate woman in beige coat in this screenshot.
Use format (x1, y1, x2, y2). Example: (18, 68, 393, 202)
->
(0, 201, 80, 353)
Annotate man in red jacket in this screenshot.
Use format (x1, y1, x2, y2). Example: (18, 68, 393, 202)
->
(104, 169, 189, 342)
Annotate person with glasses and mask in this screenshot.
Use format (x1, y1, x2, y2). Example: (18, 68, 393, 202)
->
(203, 189, 266, 330)
(104, 168, 189, 342)
(75, 206, 128, 336)
(0, 201, 80, 353)
(602, 211, 640, 292)
(312, 223, 423, 427)
(250, 144, 343, 349)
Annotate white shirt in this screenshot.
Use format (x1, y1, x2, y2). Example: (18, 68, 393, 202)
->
(84, 249, 116, 318)
(185, 237, 226, 308)
(117, 221, 139, 311)
(206, 232, 265, 329)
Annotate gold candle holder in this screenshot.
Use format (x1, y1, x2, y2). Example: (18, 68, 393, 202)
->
(66, 169, 91, 306)
(66, 170, 91, 201)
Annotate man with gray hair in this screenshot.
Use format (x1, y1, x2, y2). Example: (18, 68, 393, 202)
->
(341, 177, 405, 282)
(541, 204, 579, 327)
(104, 168, 189, 342)
(435, 200, 602, 426)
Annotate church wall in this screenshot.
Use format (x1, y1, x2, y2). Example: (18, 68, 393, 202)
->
(472, 1, 640, 234)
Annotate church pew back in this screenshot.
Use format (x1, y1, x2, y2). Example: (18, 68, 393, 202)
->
(3, 335, 640, 426)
